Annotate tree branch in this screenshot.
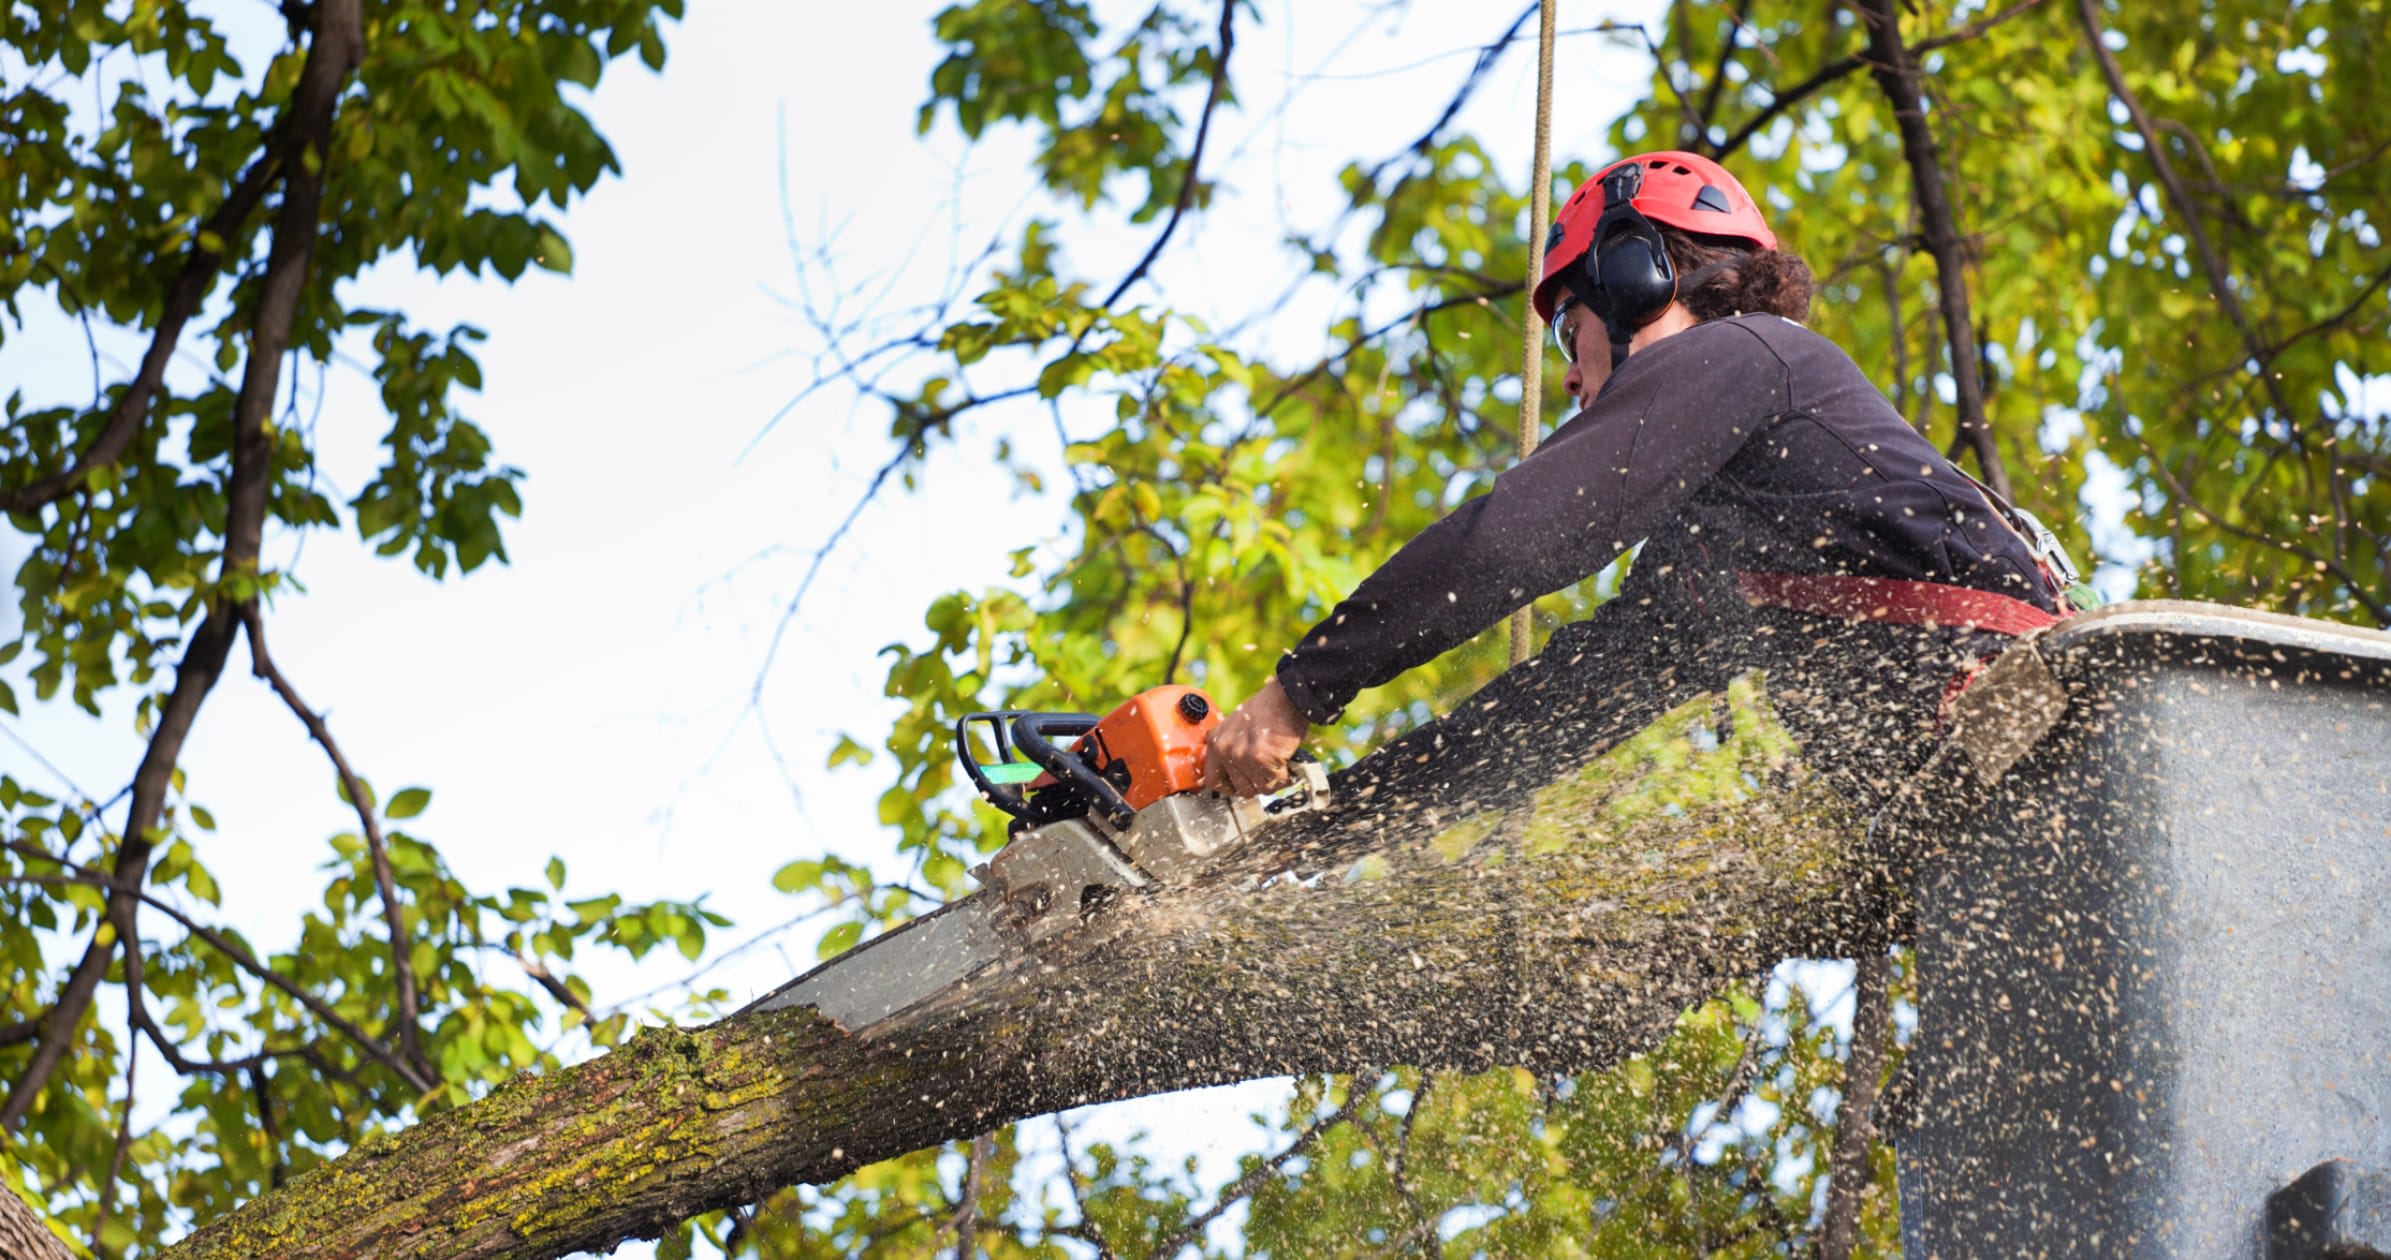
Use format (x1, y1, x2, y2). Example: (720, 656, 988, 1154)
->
(1692, 0, 1755, 141)
(242, 605, 431, 1083)
(1816, 948, 1891, 1260)
(0, 0, 367, 1133)
(1154, 1100, 1353, 1260)
(1357, 3, 1539, 194)
(250, 1064, 288, 1191)
(1856, 0, 2010, 497)
(0, 150, 280, 514)
(3, 853, 433, 1092)
(1710, 0, 2044, 160)
(1052, 1114, 1117, 1260)
(91, 1025, 138, 1254)
(1098, 0, 1236, 311)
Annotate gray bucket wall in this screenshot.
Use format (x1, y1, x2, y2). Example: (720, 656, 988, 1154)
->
(1895, 603, 2391, 1258)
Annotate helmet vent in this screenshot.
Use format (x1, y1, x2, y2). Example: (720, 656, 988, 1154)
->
(1694, 185, 1733, 213)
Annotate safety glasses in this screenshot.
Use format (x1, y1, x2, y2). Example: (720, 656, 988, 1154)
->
(1551, 294, 1588, 365)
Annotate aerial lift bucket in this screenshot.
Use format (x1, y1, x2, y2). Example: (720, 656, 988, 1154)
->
(1890, 602, 2391, 1258)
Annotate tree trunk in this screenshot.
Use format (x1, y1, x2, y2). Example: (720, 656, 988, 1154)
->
(165, 662, 1890, 1260)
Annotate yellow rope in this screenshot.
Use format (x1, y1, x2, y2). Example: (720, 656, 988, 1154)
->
(1508, 0, 1561, 666)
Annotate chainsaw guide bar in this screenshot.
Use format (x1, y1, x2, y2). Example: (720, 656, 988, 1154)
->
(746, 688, 1330, 1029)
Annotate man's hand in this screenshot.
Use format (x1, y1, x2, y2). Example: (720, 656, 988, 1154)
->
(1202, 675, 1310, 797)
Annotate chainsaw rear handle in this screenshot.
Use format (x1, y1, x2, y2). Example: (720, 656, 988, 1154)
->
(954, 710, 1141, 832)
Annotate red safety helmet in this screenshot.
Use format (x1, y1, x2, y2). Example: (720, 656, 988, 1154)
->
(1531, 150, 1778, 326)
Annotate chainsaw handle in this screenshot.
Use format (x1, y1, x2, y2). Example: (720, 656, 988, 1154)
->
(1009, 712, 1140, 832)
(956, 711, 1066, 821)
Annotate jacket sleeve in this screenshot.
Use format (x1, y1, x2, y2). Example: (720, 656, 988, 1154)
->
(1274, 320, 1794, 724)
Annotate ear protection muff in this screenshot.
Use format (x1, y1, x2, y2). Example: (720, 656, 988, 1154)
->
(1573, 161, 1678, 365)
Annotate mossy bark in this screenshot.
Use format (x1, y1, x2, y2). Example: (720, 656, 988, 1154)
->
(164, 671, 1894, 1260)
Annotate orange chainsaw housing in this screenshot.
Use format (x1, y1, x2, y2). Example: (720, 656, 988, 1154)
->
(1032, 685, 1219, 811)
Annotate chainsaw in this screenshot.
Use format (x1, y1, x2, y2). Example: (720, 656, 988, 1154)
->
(745, 685, 1330, 1029)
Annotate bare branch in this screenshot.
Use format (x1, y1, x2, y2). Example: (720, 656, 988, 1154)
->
(241, 605, 432, 1083)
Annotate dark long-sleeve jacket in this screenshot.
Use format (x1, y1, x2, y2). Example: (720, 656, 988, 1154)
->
(1274, 314, 2057, 724)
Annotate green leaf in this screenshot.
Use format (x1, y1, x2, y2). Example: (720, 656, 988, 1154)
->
(817, 920, 865, 960)
(771, 859, 824, 895)
(386, 787, 432, 820)
(545, 856, 566, 890)
(533, 224, 573, 274)
(827, 736, 875, 769)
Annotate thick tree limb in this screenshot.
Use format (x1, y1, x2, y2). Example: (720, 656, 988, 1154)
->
(1856, 0, 2010, 497)
(0, 0, 368, 1131)
(166, 660, 1890, 1260)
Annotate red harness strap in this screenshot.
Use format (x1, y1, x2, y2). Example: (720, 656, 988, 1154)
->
(1737, 572, 2065, 730)
(1735, 572, 2063, 637)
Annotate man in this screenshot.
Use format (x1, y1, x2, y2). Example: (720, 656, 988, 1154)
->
(1203, 151, 2074, 805)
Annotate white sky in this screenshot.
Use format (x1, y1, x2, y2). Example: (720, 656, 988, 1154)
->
(0, 1, 1902, 1252)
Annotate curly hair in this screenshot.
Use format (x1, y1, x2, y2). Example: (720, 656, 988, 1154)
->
(1656, 224, 1815, 324)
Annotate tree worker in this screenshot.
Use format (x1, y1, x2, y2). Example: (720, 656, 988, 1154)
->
(1201, 151, 2082, 813)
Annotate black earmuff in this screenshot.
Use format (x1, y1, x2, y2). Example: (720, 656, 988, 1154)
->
(1573, 162, 1678, 361)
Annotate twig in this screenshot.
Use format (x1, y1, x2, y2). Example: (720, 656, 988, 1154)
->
(1098, 0, 1237, 311)
(949, 1131, 993, 1260)
(5, 868, 435, 1093)
(242, 605, 432, 1084)
(1387, 1073, 1438, 1260)
(249, 1063, 287, 1190)
(1152, 1100, 1353, 1259)
(1692, 0, 1756, 140)
(0, 154, 280, 514)
(1356, 4, 1540, 194)
(91, 1026, 138, 1252)
(1052, 1114, 1117, 1260)
(514, 950, 591, 1019)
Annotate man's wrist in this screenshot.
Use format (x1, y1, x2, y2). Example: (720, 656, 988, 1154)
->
(1271, 661, 1341, 727)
